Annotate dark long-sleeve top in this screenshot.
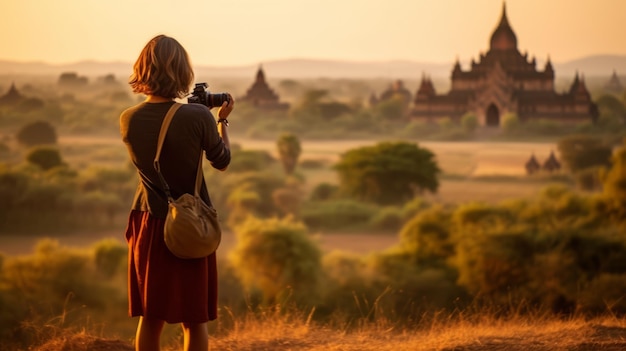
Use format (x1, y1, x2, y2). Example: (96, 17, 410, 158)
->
(120, 101, 230, 218)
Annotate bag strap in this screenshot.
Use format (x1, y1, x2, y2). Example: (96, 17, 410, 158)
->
(153, 102, 204, 202)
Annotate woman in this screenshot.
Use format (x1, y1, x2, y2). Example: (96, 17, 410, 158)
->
(120, 34, 233, 351)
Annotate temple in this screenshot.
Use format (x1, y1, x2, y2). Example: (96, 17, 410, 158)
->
(370, 79, 413, 108)
(412, 3, 598, 127)
(240, 66, 289, 111)
(604, 70, 623, 93)
(542, 150, 561, 172)
(0, 82, 22, 105)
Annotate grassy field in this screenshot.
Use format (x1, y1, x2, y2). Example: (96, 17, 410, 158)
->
(0, 136, 565, 256)
(58, 135, 563, 204)
(32, 312, 626, 350)
(8, 136, 620, 351)
(243, 138, 565, 205)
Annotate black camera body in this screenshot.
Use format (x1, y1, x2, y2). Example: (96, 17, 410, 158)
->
(187, 82, 230, 108)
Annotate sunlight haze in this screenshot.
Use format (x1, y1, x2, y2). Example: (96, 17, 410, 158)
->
(1, 0, 625, 66)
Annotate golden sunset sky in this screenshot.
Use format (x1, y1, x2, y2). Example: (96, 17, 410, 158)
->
(1, 0, 624, 66)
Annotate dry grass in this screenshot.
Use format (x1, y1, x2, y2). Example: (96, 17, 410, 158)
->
(32, 313, 626, 351)
(33, 332, 133, 351)
(206, 311, 626, 351)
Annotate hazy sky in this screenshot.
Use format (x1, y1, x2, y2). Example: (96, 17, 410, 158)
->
(1, 0, 625, 66)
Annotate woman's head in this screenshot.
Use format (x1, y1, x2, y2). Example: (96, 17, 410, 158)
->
(129, 35, 194, 99)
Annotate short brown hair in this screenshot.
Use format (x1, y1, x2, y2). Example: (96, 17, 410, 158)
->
(129, 35, 194, 99)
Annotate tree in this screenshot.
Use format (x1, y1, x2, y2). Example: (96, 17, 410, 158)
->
(373, 97, 406, 121)
(596, 94, 626, 126)
(58, 72, 88, 86)
(276, 133, 301, 175)
(16, 121, 57, 147)
(334, 141, 440, 205)
(557, 134, 612, 173)
(25, 146, 63, 170)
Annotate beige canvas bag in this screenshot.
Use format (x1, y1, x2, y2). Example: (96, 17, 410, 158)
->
(153, 103, 222, 259)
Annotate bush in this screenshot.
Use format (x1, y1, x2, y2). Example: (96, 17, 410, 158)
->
(461, 113, 478, 133)
(369, 206, 404, 232)
(574, 167, 602, 191)
(0, 239, 125, 349)
(16, 120, 57, 147)
(399, 205, 453, 264)
(228, 149, 275, 173)
(557, 134, 612, 173)
(93, 239, 127, 279)
(25, 146, 64, 170)
(223, 171, 286, 218)
(300, 199, 378, 230)
(229, 216, 323, 305)
(502, 113, 520, 134)
(309, 182, 339, 201)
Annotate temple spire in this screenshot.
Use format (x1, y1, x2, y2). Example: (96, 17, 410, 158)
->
(490, 1, 517, 51)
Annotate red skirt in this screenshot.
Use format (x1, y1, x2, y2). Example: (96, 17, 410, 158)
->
(125, 210, 218, 323)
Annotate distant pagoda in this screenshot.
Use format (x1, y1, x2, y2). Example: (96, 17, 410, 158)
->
(0, 82, 23, 105)
(604, 70, 623, 92)
(412, 3, 597, 127)
(542, 151, 561, 172)
(372, 79, 413, 109)
(240, 66, 289, 111)
(525, 153, 541, 175)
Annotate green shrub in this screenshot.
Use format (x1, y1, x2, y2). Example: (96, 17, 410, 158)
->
(557, 134, 612, 173)
(300, 199, 378, 230)
(224, 171, 286, 218)
(399, 205, 453, 264)
(461, 112, 478, 133)
(578, 274, 626, 314)
(0, 239, 122, 348)
(228, 149, 275, 173)
(93, 239, 127, 279)
(309, 182, 339, 201)
(502, 113, 520, 134)
(229, 216, 323, 305)
(25, 146, 63, 170)
(574, 167, 602, 191)
(369, 206, 404, 232)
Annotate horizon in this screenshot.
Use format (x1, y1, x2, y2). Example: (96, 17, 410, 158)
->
(2, 53, 626, 67)
(1, 0, 625, 67)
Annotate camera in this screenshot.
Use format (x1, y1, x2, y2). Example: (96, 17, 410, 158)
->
(187, 82, 230, 108)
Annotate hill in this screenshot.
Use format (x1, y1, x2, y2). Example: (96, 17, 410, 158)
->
(1, 55, 625, 80)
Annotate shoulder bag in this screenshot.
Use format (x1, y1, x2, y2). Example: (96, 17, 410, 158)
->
(153, 102, 222, 259)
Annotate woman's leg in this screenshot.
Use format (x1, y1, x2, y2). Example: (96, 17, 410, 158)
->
(181, 322, 209, 351)
(135, 317, 165, 351)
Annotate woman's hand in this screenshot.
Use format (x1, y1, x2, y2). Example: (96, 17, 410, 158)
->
(217, 94, 235, 119)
